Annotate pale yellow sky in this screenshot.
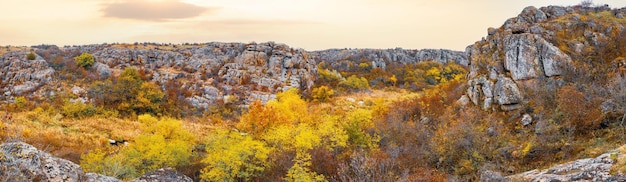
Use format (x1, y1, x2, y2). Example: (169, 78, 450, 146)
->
(1, 0, 625, 51)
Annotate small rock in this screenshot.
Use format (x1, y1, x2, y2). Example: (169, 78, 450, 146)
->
(71, 85, 85, 95)
(480, 169, 505, 182)
(488, 27, 497, 36)
(521, 114, 532, 126)
(457, 95, 470, 106)
(600, 100, 620, 115)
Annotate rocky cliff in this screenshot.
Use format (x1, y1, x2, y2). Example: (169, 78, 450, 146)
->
(0, 142, 192, 182)
(311, 48, 467, 72)
(465, 5, 626, 111)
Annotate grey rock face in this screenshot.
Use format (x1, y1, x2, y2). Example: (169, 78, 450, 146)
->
(504, 34, 540, 80)
(506, 152, 618, 181)
(537, 37, 572, 77)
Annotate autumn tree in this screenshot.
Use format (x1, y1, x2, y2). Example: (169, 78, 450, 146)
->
(88, 67, 164, 116)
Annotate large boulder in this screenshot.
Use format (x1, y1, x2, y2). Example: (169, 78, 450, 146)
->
(494, 76, 523, 111)
(0, 142, 91, 181)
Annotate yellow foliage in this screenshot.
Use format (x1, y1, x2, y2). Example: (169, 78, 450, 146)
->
(201, 129, 270, 181)
(316, 115, 349, 150)
(389, 75, 397, 86)
(344, 109, 379, 149)
(312, 86, 334, 102)
(80, 115, 195, 179)
(238, 88, 311, 136)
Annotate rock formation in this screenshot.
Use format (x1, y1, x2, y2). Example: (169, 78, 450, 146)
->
(465, 5, 626, 111)
(89, 42, 317, 107)
(0, 142, 192, 182)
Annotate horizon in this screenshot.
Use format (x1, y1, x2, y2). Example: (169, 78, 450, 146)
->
(1, 0, 626, 51)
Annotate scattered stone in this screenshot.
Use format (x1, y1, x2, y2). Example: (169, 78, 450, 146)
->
(521, 114, 533, 126)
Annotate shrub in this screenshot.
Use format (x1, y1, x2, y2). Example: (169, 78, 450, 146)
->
(61, 101, 97, 119)
(75, 52, 95, 68)
(312, 86, 334, 102)
(556, 85, 603, 133)
(26, 51, 36, 60)
(340, 75, 370, 92)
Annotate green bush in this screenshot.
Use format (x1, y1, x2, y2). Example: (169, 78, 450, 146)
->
(75, 52, 95, 68)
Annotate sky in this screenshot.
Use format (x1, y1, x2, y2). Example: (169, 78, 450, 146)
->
(1, 0, 625, 51)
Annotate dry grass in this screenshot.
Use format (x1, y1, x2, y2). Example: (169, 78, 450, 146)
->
(0, 108, 225, 163)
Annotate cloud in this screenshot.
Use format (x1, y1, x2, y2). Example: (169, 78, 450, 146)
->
(102, 0, 216, 21)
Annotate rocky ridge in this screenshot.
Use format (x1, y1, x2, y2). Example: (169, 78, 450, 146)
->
(0, 142, 191, 182)
(1, 43, 468, 110)
(311, 48, 467, 72)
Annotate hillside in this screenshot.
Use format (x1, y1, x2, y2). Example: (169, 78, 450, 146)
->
(0, 3, 625, 182)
